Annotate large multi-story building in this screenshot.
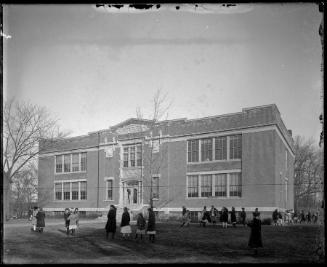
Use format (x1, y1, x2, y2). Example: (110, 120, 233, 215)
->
(38, 104, 295, 220)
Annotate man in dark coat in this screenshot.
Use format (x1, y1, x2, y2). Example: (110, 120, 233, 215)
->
(240, 208, 247, 227)
(231, 207, 237, 228)
(147, 207, 156, 243)
(36, 207, 45, 233)
(272, 209, 278, 226)
(222, 207, 229, 228)
(105, 205, 116, 239)
(247, 210, 263, 256)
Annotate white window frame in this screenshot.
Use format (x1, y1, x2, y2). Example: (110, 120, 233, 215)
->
(186, 170, 242, 199)
(54, 179, 87, 201)
(104, 177, 114, 201)
(55, 152, 87, 174)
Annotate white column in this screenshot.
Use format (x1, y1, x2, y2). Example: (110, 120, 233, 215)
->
(198, 175, 201, 197)
(212, 174, 215, 197)
(199, 139, 202, 162)
(119, 181, 124, 207)
(226, 174, 230, 198)
(212, 137, 215, 161)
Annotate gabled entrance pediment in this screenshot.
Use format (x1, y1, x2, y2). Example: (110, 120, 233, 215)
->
(110, 118, 154, 135)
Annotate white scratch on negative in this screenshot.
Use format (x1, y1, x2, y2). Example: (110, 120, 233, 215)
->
(1, 31, 12, 39)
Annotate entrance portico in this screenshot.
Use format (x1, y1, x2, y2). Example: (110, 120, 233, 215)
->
(120, 179, 143, 209)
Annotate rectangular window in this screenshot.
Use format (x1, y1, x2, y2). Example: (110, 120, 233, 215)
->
(80, 181, 87, 200)
(72, 153, 79, 172)
(215, 136, 227, 160)
(55, 183, 62, 200)
(64, 154, 71, 172)
(136, 145, 142, 166)
(130, 146, 136, 167)
(56, 155, 63, 173)
(63, 182, 70, 200)
(81, 152, 87, 171)
(230, 135, 242, 159)
(72, 182, 79, 200)
(214, 173, 227, 197)
(187, 175, 199, 197)
(152, 176, 159, 199)
(201, 174, 212, 197)
(106, 180, 113, 200)
(201, 138, 213, 161)
(187, 140, 199, 162)
(229, 173, 242, 197)
(123, 147, 129, 167)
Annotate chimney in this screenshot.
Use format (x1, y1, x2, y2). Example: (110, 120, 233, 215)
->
(288, 129, 292, 136)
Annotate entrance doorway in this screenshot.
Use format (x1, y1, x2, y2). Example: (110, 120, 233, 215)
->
(123, 180, 141, 207)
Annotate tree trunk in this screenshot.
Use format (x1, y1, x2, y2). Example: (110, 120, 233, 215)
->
(3, 174, 11, 221)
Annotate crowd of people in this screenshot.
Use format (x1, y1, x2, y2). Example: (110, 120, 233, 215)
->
(105, 205, 157, 243)
(272, 208, 320, 226)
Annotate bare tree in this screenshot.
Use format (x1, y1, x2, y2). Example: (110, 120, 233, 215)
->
(3, 99, 69, 220)
(136, 89, 172, 208)
(294, 136, 324, 210)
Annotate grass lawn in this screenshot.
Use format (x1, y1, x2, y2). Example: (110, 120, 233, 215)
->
(3, 220, 323, 264)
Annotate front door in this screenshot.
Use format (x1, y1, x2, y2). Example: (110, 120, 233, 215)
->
(123, 180, 140, 207)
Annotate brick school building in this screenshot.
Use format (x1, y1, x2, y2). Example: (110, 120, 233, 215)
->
(38, 104, 294, 221)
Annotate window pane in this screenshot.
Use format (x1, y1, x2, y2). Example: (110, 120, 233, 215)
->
(107, 180, 113, 200)
(201, 138, 212, 161)
(136, 145, 142, 166)
(72, 182, 79, 200)
(123, 147, 129, 167)
(55, 183, 62, 200)
(215, 137, 227, 160)
(214, 174, 227, 197)
(230, 135, 242, 159)
(56, 155, 62, 173)
(229, 173, 242, 197)
(80, 181, 87, 200)
(130, 146, 135, 167)
(187, 175, 198, 197)
(64, 154, 71, 172)
(63, 182, 70, 200)
(72, 153, 79, 172)
(188, 140, 199, 162)
(201, 174, 212, 197)
(81, 152, 87, 171)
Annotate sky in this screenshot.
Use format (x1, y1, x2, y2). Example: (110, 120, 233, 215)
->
(3, 4, 323, 143)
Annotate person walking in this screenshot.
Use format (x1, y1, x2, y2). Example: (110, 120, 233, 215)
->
(36, 207, 45, 233)
(240, 208, 247, 227)
(105, 205, 117, 239)
(147, 207, 156, 243)
(231, 207, 237, 228)
(67, 208, 79, 235)
(120, 207, 132, 239)
(64, 208, 71, 235)
(180, 209, 191, 227)
(247, 209, 263, 256)
(135, 212, 146, 241)
(299, 210, 305, 224)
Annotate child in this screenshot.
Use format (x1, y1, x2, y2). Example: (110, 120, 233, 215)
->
(135, 212, 146, 241)
(180, 209, 191, 227)
(67, 208, 79, 235)
(36, 207, 45, 233)
(64, 208, 71, 235)
(247, 209, 263, 256)
(120, 207, 132, 239)
(147, 207, 156, 243)
(31, 206, 38, 232)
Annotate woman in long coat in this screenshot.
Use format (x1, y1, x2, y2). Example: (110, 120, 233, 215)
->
(247, 211, 263, 255)
(222, 207, 229, 228)
(36, 207, 45, 233)
(67, 209, 79, 235)
(135, 212, 146, 240)
(105, 205, 117, 239)
(120, 207, 132, 239)
(147, 207, 156, 243)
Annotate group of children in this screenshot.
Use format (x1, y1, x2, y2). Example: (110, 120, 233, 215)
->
(29, 206, 46, 233)
(196, 205, 247, 228)
(105, 206, 156, 243)
(64, 208, 80, 235)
